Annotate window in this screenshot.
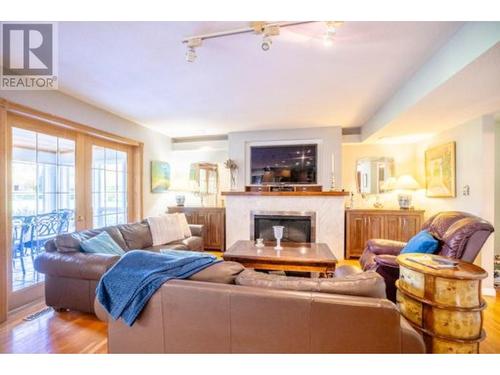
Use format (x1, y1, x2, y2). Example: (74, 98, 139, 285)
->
(92, 145, 128, 228)
(11, 127, 76, 291)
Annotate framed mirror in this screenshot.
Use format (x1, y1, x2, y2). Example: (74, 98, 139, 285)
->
(356, 157, 395, 194)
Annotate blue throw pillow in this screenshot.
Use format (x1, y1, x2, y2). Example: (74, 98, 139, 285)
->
(400, 230, 439, 254)
(80, 231, 125, 256)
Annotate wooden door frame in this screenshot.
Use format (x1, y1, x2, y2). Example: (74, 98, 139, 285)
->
(0, 99, 144, 319)
(0, 104, 8, 322)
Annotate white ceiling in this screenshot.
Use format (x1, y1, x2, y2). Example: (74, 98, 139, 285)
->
(58, 21, 462, 137)
(373, 43, 500, 141)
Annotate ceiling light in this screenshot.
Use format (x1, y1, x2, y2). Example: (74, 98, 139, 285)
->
(185, 38, 202, 63)
(261, 35, 272, 51)
(323, 21, 344, 47)
(261, 25, 280, 52)
(185, 47, 196, 63)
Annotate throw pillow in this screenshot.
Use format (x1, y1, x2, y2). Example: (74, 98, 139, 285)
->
(147, 214, 185, 246)
(176, 213, 192, 238)
(400, 230, 439, 254)
(80, 231, 126, 255)
(117, 221, 153, 250)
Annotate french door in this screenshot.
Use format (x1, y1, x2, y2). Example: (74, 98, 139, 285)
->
(8, 115, 78, 308)
(88, 139, 133, 229)
(5, 113, 140, 310)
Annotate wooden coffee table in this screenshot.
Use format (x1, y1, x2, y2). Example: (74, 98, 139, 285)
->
(223, 240, 337, 277)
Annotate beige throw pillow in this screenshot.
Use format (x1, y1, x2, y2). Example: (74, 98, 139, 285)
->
(147, 214, 184, 246)
(176, 213, 192, 238)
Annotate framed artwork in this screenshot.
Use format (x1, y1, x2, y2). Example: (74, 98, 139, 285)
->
(425, 142, 456, 197)
(151, 161, 171, 193)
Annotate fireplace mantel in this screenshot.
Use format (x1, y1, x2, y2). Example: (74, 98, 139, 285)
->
(221, 191, 349, 197)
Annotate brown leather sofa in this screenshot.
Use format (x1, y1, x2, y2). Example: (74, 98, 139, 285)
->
(34, 220, 204, 314)
(96, 279, 425, 353)
(360, 211, 494, 301)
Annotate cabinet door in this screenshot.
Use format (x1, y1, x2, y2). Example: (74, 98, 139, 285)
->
(398, 215, 421, 242)
(183, 211, 200, 225)
(346, 213, 366, 258)
(384, 214, 421, 242)
(206, 211, 224, 250)
(385, 215, 401, 241)
(366, 215, 384, 240)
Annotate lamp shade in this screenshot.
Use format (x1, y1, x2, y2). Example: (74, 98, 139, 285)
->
(395, 175, 420, 190)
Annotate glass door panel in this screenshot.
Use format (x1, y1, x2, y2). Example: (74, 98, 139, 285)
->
(91, 145, 128, 228)
(11, 127, 76, 293)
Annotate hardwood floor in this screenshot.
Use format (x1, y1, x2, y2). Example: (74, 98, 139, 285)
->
(0, 299, 107, 353)
(1, 277, 499, 353)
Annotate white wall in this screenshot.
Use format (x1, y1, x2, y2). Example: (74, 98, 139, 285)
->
(413, 116, 495, 294)
(413, 117, 489, 217)
(0, 91, 172, 217)
(228, 127, 342, 190)
(342, 114, 497, 294)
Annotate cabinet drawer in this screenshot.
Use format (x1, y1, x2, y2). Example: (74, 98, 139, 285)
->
(246, 186, 270, 192)
(294, 185, 322, 192)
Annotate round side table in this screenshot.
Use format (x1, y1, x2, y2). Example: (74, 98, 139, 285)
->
(396, 253, 487, 354)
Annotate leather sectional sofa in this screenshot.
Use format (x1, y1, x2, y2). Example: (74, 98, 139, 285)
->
(96, 278, 425, 353)
(34, 220, 204, 314)
(36, 220, 426, 353)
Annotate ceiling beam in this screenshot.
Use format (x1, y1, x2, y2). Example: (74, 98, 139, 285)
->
(361, 22, 500, 142)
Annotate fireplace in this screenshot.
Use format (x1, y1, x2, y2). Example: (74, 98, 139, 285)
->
(250, 210, 316, 243)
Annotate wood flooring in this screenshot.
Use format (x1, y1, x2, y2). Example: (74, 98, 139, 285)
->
(1, 264, 499, 354)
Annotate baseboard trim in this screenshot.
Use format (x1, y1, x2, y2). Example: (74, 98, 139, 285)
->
(482, 287, 497, 296)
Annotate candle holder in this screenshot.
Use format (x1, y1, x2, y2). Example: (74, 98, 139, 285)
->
(272, 225, 284, 250)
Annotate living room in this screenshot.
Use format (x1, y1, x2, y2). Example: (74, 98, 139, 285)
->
(1, 1, 500, 371)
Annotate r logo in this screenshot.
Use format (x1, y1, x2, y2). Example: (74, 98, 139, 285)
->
(2, 23, 53, 76)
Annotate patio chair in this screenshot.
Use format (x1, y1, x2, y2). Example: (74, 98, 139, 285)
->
(25, 211, 72, 260)
(11, 216, 34, 275)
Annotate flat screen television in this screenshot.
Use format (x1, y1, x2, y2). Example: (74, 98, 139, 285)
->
(250, 144, 317, 185)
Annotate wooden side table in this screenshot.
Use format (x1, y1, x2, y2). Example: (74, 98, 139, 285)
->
(395, 253, 487, 354)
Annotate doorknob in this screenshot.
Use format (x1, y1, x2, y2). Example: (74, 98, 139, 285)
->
(77, 215, 85, 222)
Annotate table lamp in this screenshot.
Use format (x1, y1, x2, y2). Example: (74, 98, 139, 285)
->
(394, 175, 420, 209)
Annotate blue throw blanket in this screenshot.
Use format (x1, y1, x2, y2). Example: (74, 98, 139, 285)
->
(96, 249, 220, 326)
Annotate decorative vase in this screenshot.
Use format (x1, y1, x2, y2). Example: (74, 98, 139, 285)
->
(273, 225, 284, 250)
(398, 193, 412, 209)
(230, 169, 238, 191)
(175, 195, 185, 206)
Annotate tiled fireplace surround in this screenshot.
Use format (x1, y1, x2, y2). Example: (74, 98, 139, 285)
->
(225, 195, 346, 260)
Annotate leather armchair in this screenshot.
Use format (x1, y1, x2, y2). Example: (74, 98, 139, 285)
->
(360, 211, 494, 302)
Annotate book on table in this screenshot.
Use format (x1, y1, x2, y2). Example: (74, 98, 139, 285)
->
(407, 255, 459, 270)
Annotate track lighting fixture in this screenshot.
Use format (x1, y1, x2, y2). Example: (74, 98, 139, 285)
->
(181, 21, 344, 61)
(185, 38, 202, 63)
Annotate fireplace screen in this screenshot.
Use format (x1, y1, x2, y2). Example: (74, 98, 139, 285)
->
(251, 212, 315, 243)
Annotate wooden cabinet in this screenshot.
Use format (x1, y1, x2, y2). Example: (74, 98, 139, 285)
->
(345, 209, 424, 259)
(168, 206, 225, 251)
